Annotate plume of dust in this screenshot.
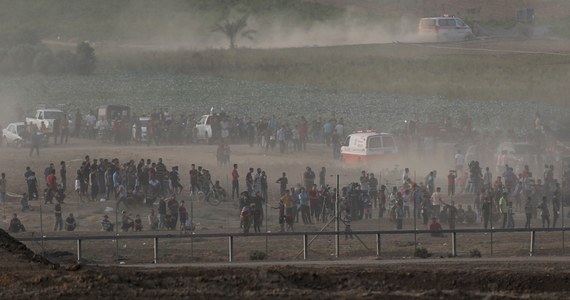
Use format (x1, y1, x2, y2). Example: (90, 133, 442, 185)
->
(0, 90, 26, 129)
(244, 12, 423, 48)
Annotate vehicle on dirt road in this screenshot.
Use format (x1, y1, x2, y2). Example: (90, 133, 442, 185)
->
(341, 130, 398, 164)
(195, 114, 213, 143)
(25, 109, 67, 134)
(419, 16, 473, 41)
(2, 122, 47, 147)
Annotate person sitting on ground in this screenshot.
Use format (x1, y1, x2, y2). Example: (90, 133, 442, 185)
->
(101, 215, 114, 232)
(121, 210, 134, 232)
(9, 214, 26, 233)
(429, 217, 443, 237)
(134, 214, 143, 232)
(65, 213, 76, 231)
(20, 193, 30, 211)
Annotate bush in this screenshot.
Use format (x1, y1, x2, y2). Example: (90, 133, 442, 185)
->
(75, 41, 96, 75)
(414, 247, 432, 259)
(249, 250, 267, 261)
(470, 248, 482, 258)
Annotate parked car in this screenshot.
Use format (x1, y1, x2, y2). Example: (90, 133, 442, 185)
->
(419, 16, 473, 41)
(25, 109, 67, 134)
(2, 122, 47, 147)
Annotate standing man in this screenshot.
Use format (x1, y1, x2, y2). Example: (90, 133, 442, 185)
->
(60, 161, 67, 193)
(54, 202, 63, 231)
(498, 192, 508, 229)
(276, 172, 288, 196)
(303, 167, 315, 192)
(189, 164, 199, 195)
(0, 173, 6, 205)
(454, 150, 465, 174)
(319, 167, 326, 188)
(447, 170, 456, 197)
(246, 168, 254, 196)
(481, 197, 492, 229)
(430, 187, 443, 219)
(29, 128, 41, 157)
(231, 164, 239, 200)
(158, 197, 167, 230)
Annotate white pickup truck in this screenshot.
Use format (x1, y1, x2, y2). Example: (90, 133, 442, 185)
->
(195, 114, 213, 142)
(25, 109, 66, 134)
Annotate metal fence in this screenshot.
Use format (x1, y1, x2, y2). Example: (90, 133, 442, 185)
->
(17, 227, 567, 264)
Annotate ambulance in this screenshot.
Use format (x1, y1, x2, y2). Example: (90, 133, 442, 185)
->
(340, 130, 399, 164)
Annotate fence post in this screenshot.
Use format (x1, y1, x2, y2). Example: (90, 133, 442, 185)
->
(376, 233, 381, 257)
(303, 234, 308, 260)
(153, 237, 159, 264)
(451, 231, 457, 257)
(76, 239, 82, 263)
(530, 230, 535, 257)
(228, 235, 234, 262)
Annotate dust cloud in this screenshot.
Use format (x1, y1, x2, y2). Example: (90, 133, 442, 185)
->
(107, 4, 422, 50)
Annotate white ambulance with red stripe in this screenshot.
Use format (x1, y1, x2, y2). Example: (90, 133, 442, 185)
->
(340, 130, 399, 164)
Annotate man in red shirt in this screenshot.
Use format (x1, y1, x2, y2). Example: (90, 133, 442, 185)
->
(429, 217, 443, 237)
(308, 184, 321, 222)
(45, 169, 57, 204)
(189, 164, 199, 195)
(447, 170, 456, 197)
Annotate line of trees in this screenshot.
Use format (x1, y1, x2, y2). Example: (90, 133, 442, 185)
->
(0, 30, 96, 75)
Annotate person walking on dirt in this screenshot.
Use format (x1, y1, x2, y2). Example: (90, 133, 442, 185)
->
(319, 167, 326, 188)
(231, 164, 239, 200)
(308, 184, 321, 223)
(552, 191, 561, 228)
(54, 202, 63, 231)
(524, 196, 533, 228)
(178, 201, 188, 232)
(299, 187, 311, 224)
(240, 205, 250, 233)
(60, 161, 67, 193)
(246, 168, 254, 196)
(537, 196, 550, 229)
(0, 173, 6, 205)
(482, 197, 492, 229)
(430, 187, 443, 219)
(148, 209, 159, 231)
(29, 129, 42, 157)
(189, 164, 199, 195)
(499, 192, 508, 229)
(167, 195, 179, 229)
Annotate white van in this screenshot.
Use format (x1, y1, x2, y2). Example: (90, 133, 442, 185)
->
(419, 16, 473, 41)
(341, 131, 399, 164)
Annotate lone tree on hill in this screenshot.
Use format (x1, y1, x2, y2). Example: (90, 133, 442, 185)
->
(214, 15, 256, 49)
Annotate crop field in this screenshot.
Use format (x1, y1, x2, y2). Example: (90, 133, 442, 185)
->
(2, 40, 570, 135)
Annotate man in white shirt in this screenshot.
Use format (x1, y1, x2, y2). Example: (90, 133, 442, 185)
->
(454, 150, 465, 174)
(430, 187, 443, 218)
